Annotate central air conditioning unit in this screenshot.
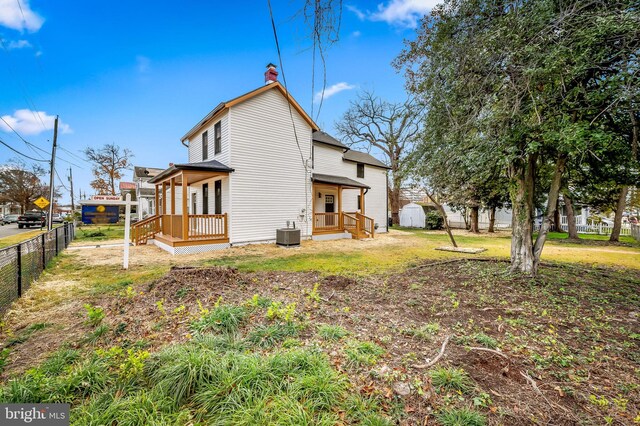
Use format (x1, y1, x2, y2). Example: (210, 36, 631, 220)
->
(276, 221, 300, 247)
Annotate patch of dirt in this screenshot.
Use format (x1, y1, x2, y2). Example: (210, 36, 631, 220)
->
(2, 259, 639, 425)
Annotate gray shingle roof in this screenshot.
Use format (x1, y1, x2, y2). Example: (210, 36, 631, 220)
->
(149, 160, 234, 183)
(311, 173, 370, 189)
(343, 150, 390, 169)
(312, 131, 348, 150)
(133, 166, 164, 179)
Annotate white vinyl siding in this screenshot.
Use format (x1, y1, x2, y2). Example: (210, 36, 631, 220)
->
(229, 88, 312, 243)
(312, 143, 388, 233)
(189, 176, 230, 216)
(188, 112, 230, 165)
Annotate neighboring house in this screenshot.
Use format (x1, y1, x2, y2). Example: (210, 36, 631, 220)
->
(133, 166, 164, 218)
(132, 64, 390, 254)
(119, 182, 137, 203)
(0, 203, 20, 216)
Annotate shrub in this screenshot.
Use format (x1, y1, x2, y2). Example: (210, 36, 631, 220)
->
(266, 301, 297, 322)
(430, 367, 473, 393)
(425, 211, 444, 230)
(83, 304, 105, 327)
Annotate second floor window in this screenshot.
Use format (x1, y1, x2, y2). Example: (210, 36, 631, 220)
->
(357, 163, 365, 178)
(214, 121, 222, 154)
(202, 130, 209, 160)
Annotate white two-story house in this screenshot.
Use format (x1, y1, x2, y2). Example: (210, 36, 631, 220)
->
(132, 64, 389, 254)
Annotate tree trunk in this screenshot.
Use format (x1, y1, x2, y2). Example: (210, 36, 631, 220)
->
(426, 189, 457, 247)
(469, 206, 480, 233)
(553, 203, 563, 232)
(389, 168, 402, 225)
(563, 191, 579, 240)
(509, 154, 537, 275)
(532, 156, 567, 274)
(488, 206, 496, 233)
(610, 185, 628, 242)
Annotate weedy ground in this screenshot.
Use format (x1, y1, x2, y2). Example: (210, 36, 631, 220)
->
(0, 229, 638, 425)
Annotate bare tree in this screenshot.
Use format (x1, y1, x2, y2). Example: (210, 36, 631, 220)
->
(84, 144, 134, 195)
(0, 160, 55, 213)
(336, 90, 422, 224)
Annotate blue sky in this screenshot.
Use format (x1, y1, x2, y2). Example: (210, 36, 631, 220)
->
(0, 0, 438, 204)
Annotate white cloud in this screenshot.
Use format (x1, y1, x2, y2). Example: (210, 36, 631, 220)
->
(348, 0, 439, 29)
(0, 110, 72, 136)
(6, 39, 31, 49)
(0, 0, 44, 32)
(314, 82, 356, 104)
(346, 4, 365, 20)
(136, 55, 150, 73)
(351, 30, 361, 38)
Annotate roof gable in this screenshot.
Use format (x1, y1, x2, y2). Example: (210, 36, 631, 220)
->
(343, 150, 390, 169)
(181, 82, 319, 142)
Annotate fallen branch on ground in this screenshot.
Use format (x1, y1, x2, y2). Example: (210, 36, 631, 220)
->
(467, 346, 510, 360)
(413, 334, 453, 369)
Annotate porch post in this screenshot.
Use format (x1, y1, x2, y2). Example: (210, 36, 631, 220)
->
(154, 184, 159, 216)
(312, 183, 316, 234)
(360, 187, 365, 214)
(338, 185, 343, 230)
(182, 172, 189, 240)
(161, 182, 167, 215)
(170, 177, 176, 236)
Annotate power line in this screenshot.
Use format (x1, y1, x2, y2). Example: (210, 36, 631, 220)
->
(54, 167, 70, 192)
(0, 137, 49, 163)
(55, 155, 84, 169)
(58, 145, 87, 163)
(0, 115, 51, 159)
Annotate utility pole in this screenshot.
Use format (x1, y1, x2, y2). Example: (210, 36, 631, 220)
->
(68, 167, 75, 212)
(47, 116, 58, 231)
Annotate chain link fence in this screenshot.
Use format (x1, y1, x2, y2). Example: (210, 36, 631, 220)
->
(0, 222, 75, 315)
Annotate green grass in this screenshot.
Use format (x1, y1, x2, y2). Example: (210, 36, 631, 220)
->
(0, 308, 389, 425)
(403, 322, 440, 341)
(317, 324, 349, 341)
(430, 367, 474, 394)
(0, 229, 46, 248)
(344, 340, 385, 368)
(437, 408, 487, 426)
(190, 304, 248, 334)
(246, 322, 299, 348)
(74, 225, 125, 242)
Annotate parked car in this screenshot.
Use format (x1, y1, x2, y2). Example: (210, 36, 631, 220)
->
(52, 213, 64, 223)
(17, 211, 47, 228)
(3, 214, 19, 224)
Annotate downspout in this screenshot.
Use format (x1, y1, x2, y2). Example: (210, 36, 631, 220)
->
(386, 171, 389, 231)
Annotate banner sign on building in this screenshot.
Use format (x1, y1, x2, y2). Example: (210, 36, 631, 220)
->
(82, 205, 119, 224)
(90, 195, 122, 201)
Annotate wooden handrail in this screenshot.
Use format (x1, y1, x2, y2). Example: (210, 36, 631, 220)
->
(131, 215, 160, 245)
(188, 213, 227, 240)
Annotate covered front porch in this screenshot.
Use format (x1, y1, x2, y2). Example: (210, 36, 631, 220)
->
(312, 174, 375, 240)
(131, 160, 233, 252)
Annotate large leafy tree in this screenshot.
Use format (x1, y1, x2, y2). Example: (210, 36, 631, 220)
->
(0, 160, 55, 213)
(396, 0, 640, 275)
(84, 144, 134, 195)
(335, 90, 422, 224)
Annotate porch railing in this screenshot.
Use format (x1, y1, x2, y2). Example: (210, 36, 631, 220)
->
(313, 212, 341, 232)
(189, 214, 228, 240)
(133, 213, 227, 244)
(131, 215, 160, 245)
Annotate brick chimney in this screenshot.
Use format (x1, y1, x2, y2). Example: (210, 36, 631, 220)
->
(264, 63, 278, 85)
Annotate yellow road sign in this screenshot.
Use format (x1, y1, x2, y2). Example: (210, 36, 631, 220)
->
(34, 196, 50, 209)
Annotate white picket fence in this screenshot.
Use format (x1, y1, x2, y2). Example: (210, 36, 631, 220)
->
(557, 222, 631, 236)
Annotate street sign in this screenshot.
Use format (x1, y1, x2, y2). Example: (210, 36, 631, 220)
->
(34, 197, 50, 209)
